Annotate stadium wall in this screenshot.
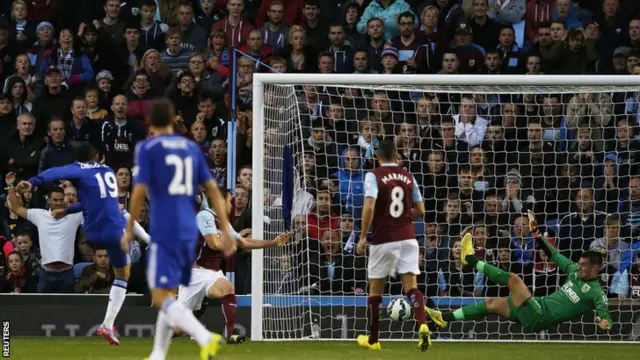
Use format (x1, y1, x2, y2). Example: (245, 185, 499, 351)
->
(2, 295, 639, 340)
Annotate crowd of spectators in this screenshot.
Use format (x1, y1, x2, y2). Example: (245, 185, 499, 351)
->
(0, 0, 638, 306)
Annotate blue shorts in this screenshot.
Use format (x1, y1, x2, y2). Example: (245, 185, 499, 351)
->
(146, 239, 195, 290)
(89, 229, 130, 269)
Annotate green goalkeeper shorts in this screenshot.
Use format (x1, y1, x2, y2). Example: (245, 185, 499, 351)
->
(507, 296, 547, 333)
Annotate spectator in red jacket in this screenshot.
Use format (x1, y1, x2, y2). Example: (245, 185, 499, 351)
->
(212, 0, 256, 48)
(307, 187, 339, 240)
(525, 0, 555, 44)
(125, 70, 154, 122)
(256, 0, 303, 28)
(27, 0, 60, 24)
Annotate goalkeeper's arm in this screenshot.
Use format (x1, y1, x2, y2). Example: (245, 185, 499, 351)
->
(528, 211, 576, 274)
(594, 292, 613, 331)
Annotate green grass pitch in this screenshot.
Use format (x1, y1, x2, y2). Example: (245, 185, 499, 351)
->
(8, 337, 639, 360)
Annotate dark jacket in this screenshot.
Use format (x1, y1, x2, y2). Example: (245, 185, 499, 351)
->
(139, 22, 167, 52)
(100, 118, 146, 168)
(33, 87, 73, 125)
(328, 44, 355, 74)
(67, 118, 102, 151)
(74, 263, 114, 294)
(274, 45, 318, 73)
(181, 24, 208, 53)
(5, 134, 46, 179)
(38, 140, 75, 173)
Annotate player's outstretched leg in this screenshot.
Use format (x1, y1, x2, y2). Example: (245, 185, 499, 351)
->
(208, 278, 246, 344)
(426, 299, 492, 328)
(98, 256, 131, 345)
(401, 274, 431, 351)
(461, 233, 541, 314)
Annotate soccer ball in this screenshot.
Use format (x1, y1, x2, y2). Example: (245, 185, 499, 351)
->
(387, 298, 412, 321)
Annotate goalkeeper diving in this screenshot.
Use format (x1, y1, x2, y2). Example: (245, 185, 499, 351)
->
(426, 210, 612, 333)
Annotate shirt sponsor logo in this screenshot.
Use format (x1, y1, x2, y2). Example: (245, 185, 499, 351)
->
(561, 281, 581, 304)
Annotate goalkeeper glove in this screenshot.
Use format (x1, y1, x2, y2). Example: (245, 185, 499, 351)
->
(527, 210, 540, 235)
(595, 317, 611, 331)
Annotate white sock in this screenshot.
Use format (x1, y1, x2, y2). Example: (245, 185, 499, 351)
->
(103, 278, 127, 329)
(122, 210, 151, 244)
(162, 298, 211, 347)
(149, 311, 173, 360)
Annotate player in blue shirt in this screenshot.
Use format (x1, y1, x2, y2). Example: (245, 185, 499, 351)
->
(122, 99, 235, 360)
(16, 143, 132, 346)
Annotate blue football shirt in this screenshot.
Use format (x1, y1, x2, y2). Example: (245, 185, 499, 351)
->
(28, 162, 125, 240)
(133, 133, 212, 243)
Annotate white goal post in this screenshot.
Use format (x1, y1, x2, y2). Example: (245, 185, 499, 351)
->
(250, 74, 640, 343)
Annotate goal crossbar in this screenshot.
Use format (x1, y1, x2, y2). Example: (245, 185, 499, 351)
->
(253, 73, 640, 87)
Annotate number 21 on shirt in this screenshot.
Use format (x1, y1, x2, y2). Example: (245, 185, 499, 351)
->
(166, 154, 193, 196)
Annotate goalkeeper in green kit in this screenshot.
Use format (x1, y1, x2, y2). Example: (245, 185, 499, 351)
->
(426, 211, 612, 333)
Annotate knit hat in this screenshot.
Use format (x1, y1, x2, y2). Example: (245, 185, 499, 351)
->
(95, 70, 114, 83)
(455, 21, 473, 35)
(505, 169, 522, 184)
(381, 47, 399, 59)
(45, 66, 61, 76)
(613, 46, 632, 58)
(36, 21, 54, 34)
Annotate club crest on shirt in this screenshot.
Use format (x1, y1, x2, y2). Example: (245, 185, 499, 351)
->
(582, 284, 591, 293)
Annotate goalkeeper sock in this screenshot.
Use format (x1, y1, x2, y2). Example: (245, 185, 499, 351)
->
(462, 301, 489, 320)
(367, 296, 382, 345)
(221, 294, 237, 338)
(477, 261, 511, 286)
(150, 311, 173, 360)
(102, 278, 127, 329)
(442, 302, 489, 322)
(442, 301, 490, 322)
(405, 288, 427, 325)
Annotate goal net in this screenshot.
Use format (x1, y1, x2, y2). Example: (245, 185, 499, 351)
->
(250, 74, 640, 343)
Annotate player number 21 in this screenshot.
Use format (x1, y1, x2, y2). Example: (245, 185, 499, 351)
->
(389, 186, 404, 218)
(95, 172, 118, 199)
(166, 154, 193, 196)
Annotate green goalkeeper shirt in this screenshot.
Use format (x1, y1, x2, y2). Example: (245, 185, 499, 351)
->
(536, 235, 613, 328)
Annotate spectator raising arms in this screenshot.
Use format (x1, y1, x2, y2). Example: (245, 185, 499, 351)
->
(6, 187, 82, 293)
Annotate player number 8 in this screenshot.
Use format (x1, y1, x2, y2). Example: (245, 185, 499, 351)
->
(95, 172, 118, 199)
(389, 186, 404, 218)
